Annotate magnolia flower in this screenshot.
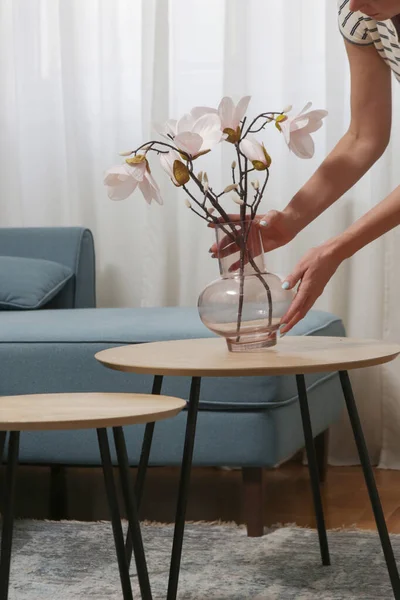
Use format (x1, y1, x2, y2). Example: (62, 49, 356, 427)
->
(104, 156, 163, 205)
(159, 150, 190, 186)
(191, 96, 251, 143)
(278, 102, 328, 159)
(239, 136, 272, 171)
(158, 112, 225, 158)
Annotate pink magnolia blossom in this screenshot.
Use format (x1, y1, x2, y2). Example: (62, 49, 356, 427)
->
(278, 103, 328, 159)
(158, 112, 225, 157)
(239, 136, 271, 170)
(191, 96, 251, 142)
(104, 159, 163, 205)
(159, 150, 190, 186)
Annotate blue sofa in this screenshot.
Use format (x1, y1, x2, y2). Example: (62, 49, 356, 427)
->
(0, 227, 346, 534)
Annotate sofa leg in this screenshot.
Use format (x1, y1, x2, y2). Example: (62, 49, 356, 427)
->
(242, 467, 264, 537)
(50, 465, 68, 520)
(314, 430, 329, 484)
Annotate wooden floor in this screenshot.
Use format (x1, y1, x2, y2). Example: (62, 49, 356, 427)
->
(6, 463, 400, 533)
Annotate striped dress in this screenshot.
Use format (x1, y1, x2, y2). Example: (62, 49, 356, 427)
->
(338, 0, 400, 81)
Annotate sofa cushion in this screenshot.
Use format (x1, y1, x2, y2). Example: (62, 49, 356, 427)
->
(0, 306, 343, 343)
(0, 307, 345, 409)
(0, 256, 73, 310)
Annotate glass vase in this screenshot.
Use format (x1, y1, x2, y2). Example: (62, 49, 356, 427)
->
(198, 221, 295, 352)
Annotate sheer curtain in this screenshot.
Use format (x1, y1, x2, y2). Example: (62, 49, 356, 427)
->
(1, 0, 400, 467)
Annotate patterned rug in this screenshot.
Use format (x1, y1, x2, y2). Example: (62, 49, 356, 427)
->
(7, 520, 400, 599)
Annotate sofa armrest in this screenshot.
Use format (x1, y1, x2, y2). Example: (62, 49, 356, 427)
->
(0, 227, 96, 308)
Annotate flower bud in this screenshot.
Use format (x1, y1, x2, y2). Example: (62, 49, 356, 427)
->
(253, 180, 260, 190)
(231, 191, 244, 205)
(203, 182, 209, 193)
(185, 199, 192, 208)
(197, 171, 203, 182)
(231, 161, 237, 170)
(207, 207, 215, 215)
(119, 150, 133, 157)
(223, 183, 239, 194)
(282, 104, 293, 114)
(203, 172, 209, 183)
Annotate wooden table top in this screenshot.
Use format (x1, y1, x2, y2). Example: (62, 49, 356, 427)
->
(95, 336, 400, 377)
(0, 393, 186, 431)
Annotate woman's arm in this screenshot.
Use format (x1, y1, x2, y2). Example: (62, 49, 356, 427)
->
(279, 40, 395, 333)
(280, 184, 400, 333)
(260, 39, 392, 253)
(330, 183, 400, 261)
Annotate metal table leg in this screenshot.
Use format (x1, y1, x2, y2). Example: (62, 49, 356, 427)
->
(126, 375, 163, 566)
(0, 433, 7, 467)
(296, 374, 330, 566)
(0, 432, 8, 515)
(167, 376, 202, 600)
(0, 431, 20, 600)
(340, 370, 400, 599)
(113, 427, 152, 600)
(97, 428, 134, 600)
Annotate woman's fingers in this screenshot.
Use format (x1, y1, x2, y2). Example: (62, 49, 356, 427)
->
(208, 214, 252, 228)
(281, 264, 305, 291)
(280, 311, 302, 335)
(281, 297, 314, 334)
(210, 221, 263, 259)
(228, 256, 250, 272)
(210, 234, 236, 256)
(212, 241, 240, 260)
(280, 288, 309, 329)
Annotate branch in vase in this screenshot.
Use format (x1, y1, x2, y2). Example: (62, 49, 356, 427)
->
(243, 112, 283, 138)
(246, 119, 273, 135)
(188, 172, 234, 227)
(252, 169, 269, 217)
(243, 156, 249, 213)
(133, 140, 192, 162)
(186, 203, 214, 223)
(235, 144, 247, 201)
(182, 184, 215, 219)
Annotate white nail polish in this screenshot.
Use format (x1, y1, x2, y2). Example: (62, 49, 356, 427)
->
(282, 281, 290, 290)
(259, 220, 268, 227)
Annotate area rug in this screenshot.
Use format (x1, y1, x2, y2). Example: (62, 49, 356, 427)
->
(7, 520, 400, 599)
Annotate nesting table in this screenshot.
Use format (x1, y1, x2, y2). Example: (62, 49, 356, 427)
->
(96, 336, 400, 600)
(0, 392, 186, 600)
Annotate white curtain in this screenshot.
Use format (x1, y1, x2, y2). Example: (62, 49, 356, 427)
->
(1, 0, 400, 467)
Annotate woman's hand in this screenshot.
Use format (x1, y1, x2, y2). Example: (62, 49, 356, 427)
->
(209, 208, 303, 269)
(280, 242, 343, 334)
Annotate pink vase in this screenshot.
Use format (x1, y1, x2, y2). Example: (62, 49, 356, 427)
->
(198, 221, 294, 352)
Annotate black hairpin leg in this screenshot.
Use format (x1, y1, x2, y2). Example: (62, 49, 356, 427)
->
(126, 375, 163, 567)
(339, 370, 400, 599)
(167, 376, 202, 600)
(113, 427, 152, 600)
(0, 432, 8, 514)
(0, 433, 7, 466)
(97, 428, 134, 600)
(0, 431, 20, 600)
(296, 375, 330, 566)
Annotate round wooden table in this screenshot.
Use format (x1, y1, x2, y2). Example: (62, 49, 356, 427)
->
(0, 392, 186, 600)
(96, 337, 400, 600)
